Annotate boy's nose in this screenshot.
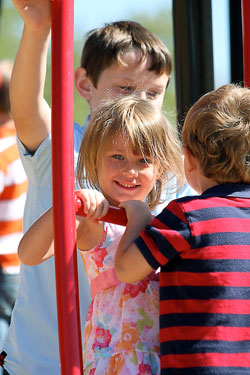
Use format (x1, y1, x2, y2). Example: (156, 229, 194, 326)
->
(136, 90, 147, 100)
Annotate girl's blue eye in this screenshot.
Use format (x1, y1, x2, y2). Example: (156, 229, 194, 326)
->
(112, 154, 124, 160)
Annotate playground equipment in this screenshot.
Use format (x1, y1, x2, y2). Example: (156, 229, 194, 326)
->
(51, 1, 250, 374)
(51, 1, 82, 374)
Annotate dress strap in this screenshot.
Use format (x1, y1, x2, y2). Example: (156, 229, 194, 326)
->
(90, 269, 159, 299)
(90, 268, 120, 299)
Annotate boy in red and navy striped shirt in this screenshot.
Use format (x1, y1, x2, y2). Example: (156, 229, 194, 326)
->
(115, 83, 250, 374)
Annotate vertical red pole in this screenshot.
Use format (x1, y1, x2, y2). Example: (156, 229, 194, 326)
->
(241, 0, 250, 87)
(51, 1, 83, 375)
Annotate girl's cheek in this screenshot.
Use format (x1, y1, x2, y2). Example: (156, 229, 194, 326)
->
(111, 160, 125, 170)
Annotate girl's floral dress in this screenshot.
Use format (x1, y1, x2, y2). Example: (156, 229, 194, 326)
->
(80, 222, 160, 375)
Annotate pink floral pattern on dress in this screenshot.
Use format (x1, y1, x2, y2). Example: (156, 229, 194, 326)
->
(81, 223, 160, 375)
(92, 246, 107, 268)
(138, 363, 154, 375)
(124, 280, 149, 298)
(86, 301, 93, 322)
(92, 327, 112, 350)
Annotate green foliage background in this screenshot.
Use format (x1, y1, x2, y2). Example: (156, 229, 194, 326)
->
(0, 2, 176, 126)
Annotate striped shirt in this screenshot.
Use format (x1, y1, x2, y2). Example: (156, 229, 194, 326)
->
(0, 125, 27, 274)
(136, 183, 250, 375)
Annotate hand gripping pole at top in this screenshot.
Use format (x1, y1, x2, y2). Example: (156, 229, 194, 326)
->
(241, 0, 250, 88)
(51, 1, 83, 374)
(75, 193, 128, 226)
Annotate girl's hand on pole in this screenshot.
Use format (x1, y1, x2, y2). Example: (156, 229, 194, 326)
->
(76, 189, 109, 222)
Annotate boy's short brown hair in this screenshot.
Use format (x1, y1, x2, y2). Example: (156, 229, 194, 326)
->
(77, 95, 184, 210)
(182, 84, 250, 184)
(0, 59, 13, 113)
(80, 20, 172, 88)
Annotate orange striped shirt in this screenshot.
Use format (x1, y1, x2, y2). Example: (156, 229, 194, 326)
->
(0, 124, 27, 273)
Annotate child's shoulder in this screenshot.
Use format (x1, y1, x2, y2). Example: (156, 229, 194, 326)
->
(175, 194, 200, 203)
(162, 194, 204, 218)
(174, 193, 211, 211)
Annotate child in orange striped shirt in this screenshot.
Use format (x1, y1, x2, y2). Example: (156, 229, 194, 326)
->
(0, 60, 27, 375)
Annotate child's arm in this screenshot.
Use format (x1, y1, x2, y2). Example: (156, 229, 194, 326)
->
(10, 0, 52, 153)
(18, 206, 55, 265)
(115, 200, 154, 283)
(18, 189, 109, 265)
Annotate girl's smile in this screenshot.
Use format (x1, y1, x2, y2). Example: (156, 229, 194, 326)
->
(114, 181, 139, 189)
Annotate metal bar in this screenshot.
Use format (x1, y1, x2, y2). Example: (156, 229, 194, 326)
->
(173, 0, 214, 131)
(51, 1, 83, 374)
(229, 0, 243, 84)
(241, 0, 250, 87)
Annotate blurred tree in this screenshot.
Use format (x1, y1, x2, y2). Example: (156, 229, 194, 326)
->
(0, 2, 176, 126)
(0, 2, 22, 57)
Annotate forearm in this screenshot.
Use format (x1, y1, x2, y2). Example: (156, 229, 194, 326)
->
(118, 213, 151, 254)
(115, 205, 153, 283)
(10, 25, 51, 152)
(118, 201, 153, 253)
(18, 207, 55, 265)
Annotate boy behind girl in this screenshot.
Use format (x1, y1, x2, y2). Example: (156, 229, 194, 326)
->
(115, 83, 250, 374)
(1, 1, 193, 375)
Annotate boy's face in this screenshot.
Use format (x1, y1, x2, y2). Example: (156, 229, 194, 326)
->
(77, 48, 170, 114)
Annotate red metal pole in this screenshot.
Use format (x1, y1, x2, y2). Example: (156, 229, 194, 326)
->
(51, 1, 83, 375)
(242, 0, 250, 87)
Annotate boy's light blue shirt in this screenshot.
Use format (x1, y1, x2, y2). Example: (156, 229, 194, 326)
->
(1, 119, 194, 375)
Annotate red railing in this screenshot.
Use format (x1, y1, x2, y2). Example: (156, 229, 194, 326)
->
(51, 1, 83, 374)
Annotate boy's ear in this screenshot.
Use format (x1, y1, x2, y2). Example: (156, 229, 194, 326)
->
(75, 67, 92, 101)
(183, 147, 198, 172)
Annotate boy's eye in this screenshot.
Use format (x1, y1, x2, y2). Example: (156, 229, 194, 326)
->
(120, 86, 133, 93)
(112, 154, 124, 160)
(146, 91, 158, 99)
